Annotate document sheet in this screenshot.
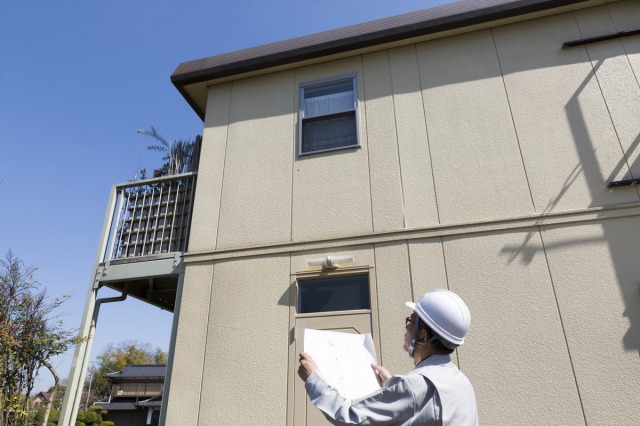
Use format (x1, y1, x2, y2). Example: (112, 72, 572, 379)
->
(304, 328, 380, 400)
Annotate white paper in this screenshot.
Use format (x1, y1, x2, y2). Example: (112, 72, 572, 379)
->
(304, 328, 380, 400)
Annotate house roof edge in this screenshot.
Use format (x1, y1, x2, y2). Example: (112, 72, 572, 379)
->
(171, 0, 598, 119)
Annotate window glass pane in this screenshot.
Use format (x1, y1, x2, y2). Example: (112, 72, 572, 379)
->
(304, 80, 354, 118)
(298, 275, 370, 313)
(302, 112, 357, 153)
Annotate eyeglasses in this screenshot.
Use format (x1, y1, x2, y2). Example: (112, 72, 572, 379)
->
(405, 317, 415, 327)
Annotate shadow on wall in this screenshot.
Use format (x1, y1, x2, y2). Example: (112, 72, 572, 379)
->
(500, 53, 640, 353)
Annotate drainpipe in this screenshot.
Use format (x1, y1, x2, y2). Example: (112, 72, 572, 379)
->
(92, 284, 129, 326)
(67, 285, 129, 424)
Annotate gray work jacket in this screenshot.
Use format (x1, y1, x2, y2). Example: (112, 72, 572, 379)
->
(305, 354, 478, 425)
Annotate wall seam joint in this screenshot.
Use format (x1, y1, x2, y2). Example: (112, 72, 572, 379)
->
(538, 227, 588, 424)
(414, 44, 441, 224)
(491, 27, 537, 212)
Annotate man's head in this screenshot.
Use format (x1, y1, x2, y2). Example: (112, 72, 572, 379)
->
(405, 289, 471, 358)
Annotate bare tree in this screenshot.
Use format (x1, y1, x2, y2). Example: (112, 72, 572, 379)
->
(0, 251, 81, 426)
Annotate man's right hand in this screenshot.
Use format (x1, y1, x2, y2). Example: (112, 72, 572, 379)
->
(371, 363, 391, 387)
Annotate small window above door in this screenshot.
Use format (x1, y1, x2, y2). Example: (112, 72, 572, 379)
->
(297, 274, 370, 313)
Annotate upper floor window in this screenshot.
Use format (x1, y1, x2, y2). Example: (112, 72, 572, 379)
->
(298, 75, 359, 156)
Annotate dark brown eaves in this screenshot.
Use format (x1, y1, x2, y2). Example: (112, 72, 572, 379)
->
(172, 0, 595, 120)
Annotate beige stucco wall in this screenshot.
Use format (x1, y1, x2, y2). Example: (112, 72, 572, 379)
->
(169, 0, 640, 425)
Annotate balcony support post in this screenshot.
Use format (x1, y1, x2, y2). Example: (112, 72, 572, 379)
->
(59, 184, 119, 425)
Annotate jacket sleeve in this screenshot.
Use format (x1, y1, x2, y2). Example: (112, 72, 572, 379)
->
(305, 372, 416, 425)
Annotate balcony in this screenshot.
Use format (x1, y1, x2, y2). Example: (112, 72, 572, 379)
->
(95, 172, 197, 312)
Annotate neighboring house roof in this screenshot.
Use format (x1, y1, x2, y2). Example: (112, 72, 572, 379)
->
(34, 392, 50, 401)
(95, 400, 138, 411)
(171, 0, 596, 119)
(136, 394, 163, 408)
(106, 364, 166, 379)
(94, 395, 163, 411)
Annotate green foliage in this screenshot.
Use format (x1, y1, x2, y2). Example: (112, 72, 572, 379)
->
(28, 407, 60, 425)
(92, 341, 167, 400)
(101, 422, 114, 426)
(154, 346, 167, 364)
(0, 251, 81, 426)
(76, 410, 102, 426)
(75, 422, 86, 426)
(137, 125, 202, 177)
(88, 405, 107, 416)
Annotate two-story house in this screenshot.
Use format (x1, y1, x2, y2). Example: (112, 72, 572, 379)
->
(95, 364, 165, 426)
(62, 0, 640, 424)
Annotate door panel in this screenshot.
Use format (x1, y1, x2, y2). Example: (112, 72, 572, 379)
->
(293, 313, 372, 426)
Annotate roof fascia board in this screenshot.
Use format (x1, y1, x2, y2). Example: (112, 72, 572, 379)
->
(174, 0, 613, 120)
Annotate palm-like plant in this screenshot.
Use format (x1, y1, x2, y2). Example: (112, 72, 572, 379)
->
(137, 125, 201, 177)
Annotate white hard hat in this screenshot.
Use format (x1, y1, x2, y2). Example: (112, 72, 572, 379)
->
(406, 289, 470, 346)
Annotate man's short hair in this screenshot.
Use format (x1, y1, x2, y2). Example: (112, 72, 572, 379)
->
(418, 319, 456, 354)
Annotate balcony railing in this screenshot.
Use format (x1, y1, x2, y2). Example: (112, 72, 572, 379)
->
(105, 172, 197, 262)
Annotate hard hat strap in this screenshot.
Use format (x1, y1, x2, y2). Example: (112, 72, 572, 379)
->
(409, 316, 451, 358)
(408, 316, 422, 358)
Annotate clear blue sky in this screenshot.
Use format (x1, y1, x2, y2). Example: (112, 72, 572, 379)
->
(0, 0, 455, 391)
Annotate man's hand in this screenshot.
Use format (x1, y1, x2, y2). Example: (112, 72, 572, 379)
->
(371, 363, 391, 387)
(298, 352, 319, 382)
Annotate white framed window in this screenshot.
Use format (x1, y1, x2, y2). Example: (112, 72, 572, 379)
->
(298, 74, 359, 156)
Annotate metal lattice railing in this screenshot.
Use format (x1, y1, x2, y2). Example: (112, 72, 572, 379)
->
(105, 172, 197, 262)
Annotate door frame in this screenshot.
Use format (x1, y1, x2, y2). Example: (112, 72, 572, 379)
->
(286, 266, 380, 426)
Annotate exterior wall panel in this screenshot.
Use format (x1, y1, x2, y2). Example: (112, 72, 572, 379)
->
(493, 13, 638, 212)
(575, 3, 640, 185)
(372, 242, 415, 376)
(216, 72, 295, 249)
(389, 46, 439, 229)
(416, 29, 534, 225)
(443, 230, 585, 425)
(542, 218, 640, 425)
(407, 238, 447, 300)
(189, 83, 232, 253)
(198, 255, 290, 425)
(291, 58, 373, 242)
(164, 263, 213, 426)
(362, 51, 405, 232)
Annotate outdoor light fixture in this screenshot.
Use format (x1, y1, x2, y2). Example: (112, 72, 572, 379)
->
(307, 255, 354, 270)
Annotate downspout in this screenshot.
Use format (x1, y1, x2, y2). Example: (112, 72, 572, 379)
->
(69, 285, 129, 422)
(92, 284, 129, 326)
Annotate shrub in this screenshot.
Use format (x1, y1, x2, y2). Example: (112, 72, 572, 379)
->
(76, 410, 102, 426)
(89, 405, 107, 416)
(102, 422, 114, 426)
(75, 422, 86, 426)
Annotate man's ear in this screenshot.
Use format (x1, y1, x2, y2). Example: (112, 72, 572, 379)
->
(419, 328, 429, 343)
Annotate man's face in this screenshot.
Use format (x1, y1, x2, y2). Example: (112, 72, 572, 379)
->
(403, 312, 418, 352)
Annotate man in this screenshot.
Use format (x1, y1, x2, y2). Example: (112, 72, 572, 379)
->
(298, 289, 478, 425)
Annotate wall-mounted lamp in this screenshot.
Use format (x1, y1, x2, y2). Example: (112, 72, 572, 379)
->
(307, 255, 354, 270)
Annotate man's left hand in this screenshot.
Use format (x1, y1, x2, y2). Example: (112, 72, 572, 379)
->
(298, 352, 318, 382)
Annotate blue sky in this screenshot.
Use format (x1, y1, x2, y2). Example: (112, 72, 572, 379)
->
(0, 0, 455, 391)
